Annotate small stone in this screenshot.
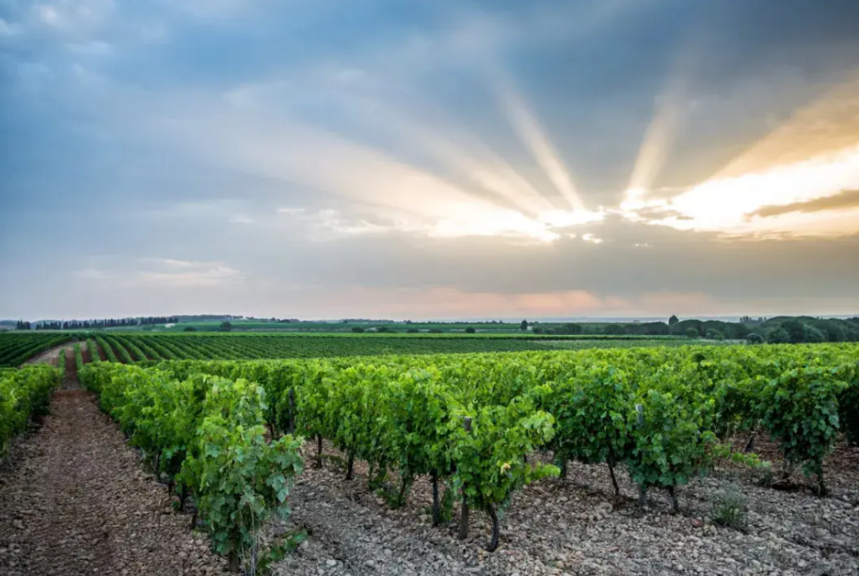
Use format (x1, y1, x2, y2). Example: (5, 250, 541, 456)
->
(326, 559, 337, 567)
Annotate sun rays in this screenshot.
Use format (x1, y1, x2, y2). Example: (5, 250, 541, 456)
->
(621, 69, 859, 237)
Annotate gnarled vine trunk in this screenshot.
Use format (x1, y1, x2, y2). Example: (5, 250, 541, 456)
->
(431, 472, 440, 526)
(459, 494, 469, 540)
(345, 453, 354, 480)
(487, 504, 500, 552)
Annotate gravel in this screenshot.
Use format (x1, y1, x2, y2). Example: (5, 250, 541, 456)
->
(273, 438, 859, 576)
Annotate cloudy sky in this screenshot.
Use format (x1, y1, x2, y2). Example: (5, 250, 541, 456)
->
(2, 0, 859, 320)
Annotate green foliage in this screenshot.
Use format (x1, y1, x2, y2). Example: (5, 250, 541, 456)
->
(539, 362, 633, 483)
(756, 366, 846, 488)
(766, 328, 790, 344)
(685, 327, 700, 339)
(625, 385, 718, 491)
(449, 397, 559, 514)
(803, 325, 826, 344)
(746, 333, 764, 344)
(465, 327, 476, 334)
(74, 343, 84, 372)
(79, 364, 304, 572)
(838, 369, 859, 446)
(553, 323, 583, 335)
(58, 349, 67, 378)
(668, 315, 679, 326)
(183, 416, 303, 565)
(0, 365, 61, 457)
(0, 333, 74, 368)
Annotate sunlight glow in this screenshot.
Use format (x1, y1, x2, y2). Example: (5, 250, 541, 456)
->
(648, 144, 859, 234)
(625, 72, 859, 237)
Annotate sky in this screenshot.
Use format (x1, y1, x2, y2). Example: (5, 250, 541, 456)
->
(2, 0, 859, 321)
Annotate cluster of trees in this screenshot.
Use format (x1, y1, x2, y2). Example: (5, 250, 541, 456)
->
(673, 316, 859, 344)
(520, 315, 859, 342)
(749, 317, 859, 345)
(22, 317, 180, 330)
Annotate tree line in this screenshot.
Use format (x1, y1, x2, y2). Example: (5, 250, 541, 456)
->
(16, 317, 180, 330)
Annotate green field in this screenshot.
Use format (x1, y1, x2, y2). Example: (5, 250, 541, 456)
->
(93, 332, 692, 361)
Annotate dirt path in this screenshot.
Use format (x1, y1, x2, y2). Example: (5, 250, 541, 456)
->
(21, 342, 78, 367)
(0, 367, 228, 575)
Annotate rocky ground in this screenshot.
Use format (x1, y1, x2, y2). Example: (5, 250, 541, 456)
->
(0, 370, 228, 576)
(275, 439, 859, 576)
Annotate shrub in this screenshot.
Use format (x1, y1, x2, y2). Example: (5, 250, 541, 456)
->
(465, 327, 476, 334)
(711, 487, 748, 530)
(685, 327, 700, 339)
(351, 327, 365, 333)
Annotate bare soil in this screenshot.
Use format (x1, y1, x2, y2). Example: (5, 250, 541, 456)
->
(273, 438, 859, 576)
(21, 342, 77, 368)
(0, 363, 228, 576)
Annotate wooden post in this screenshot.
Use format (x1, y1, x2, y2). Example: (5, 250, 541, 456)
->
(460, 416, 472, 540)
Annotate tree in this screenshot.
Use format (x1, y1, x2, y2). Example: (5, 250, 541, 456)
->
(668, 315, 679, 326)
(554, 323, 583, 335)
(406, 328, 419, 333)
(780, 319, 805, 344)
(802, 325, 826, 344)
(604, 323, 626, 336)
(184, 327, 197, 332)
(685, 327, 700, 339)
(766, 327, 790, 344)
(705, 329, 725, 341)
(219, 321, 232, 332)
(520, 319, 529, 331)
(465, 327, 476, 334)
(351, 327, 365, 333)
(746, 333, 764, 344)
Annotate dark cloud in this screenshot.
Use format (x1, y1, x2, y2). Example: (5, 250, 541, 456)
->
(751, 189, 859, 219)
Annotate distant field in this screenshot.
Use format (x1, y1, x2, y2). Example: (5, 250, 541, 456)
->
(120, 319, 628, 334)
(81, 332, 693, 361)
(0, 332, 72, 367)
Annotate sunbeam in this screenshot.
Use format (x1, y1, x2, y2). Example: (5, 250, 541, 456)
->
(491, 71, 585, 213)
(626, 59, 690, 195)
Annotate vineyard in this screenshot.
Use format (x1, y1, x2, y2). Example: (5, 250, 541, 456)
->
(0, 332, 694, 366)
(69, 342, 859, 573)
(0, 333, 72, 368)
